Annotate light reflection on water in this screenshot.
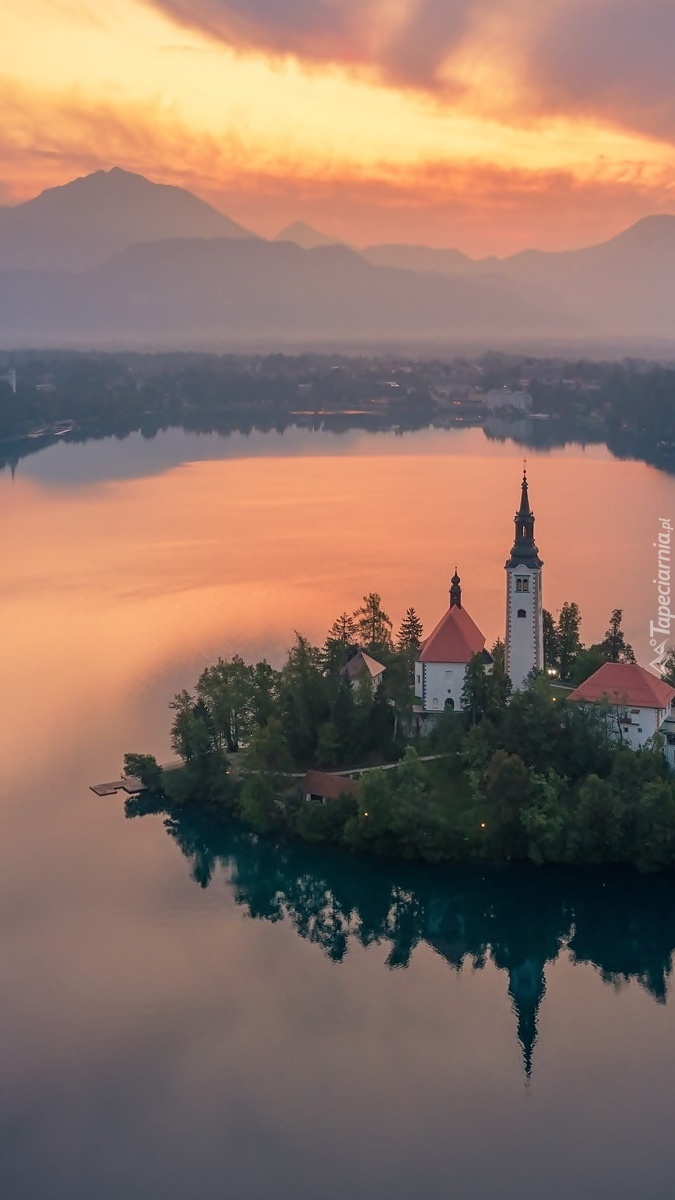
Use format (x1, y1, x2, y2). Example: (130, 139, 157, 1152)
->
(0, 425, 674, 1199)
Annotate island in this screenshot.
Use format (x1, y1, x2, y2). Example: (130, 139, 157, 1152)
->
(118, 471, 675, 874)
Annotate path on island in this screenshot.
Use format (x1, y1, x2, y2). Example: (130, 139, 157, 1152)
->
(91, 754, 449, 796)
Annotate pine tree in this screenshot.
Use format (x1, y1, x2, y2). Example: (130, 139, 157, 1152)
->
(397, 607, 424, 656)
(328, 612, 357, 644)
(323, 612, 358, 672)
(601, 609, 635, 663)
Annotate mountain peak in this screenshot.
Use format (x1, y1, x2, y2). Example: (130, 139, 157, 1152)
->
(275, 220, 347, 250)
(0, 169, 256, 272)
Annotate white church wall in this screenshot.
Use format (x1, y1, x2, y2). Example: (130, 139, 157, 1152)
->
(418, 661, 467, 712)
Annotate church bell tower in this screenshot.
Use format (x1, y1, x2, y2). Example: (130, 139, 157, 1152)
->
(505, 470, 544, 690)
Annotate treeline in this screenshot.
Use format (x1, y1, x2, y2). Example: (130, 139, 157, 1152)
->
(4, 351, 675, 476)
(126, 598, 675, 874)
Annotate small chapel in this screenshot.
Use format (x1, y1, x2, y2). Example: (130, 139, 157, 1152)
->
(415, 470, 544, 712)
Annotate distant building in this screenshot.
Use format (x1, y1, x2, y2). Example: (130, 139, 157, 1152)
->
(415, 572, 492, 712)
(486, 388, 532, 413)
(505, 471, 544, 690)
(339, 650, 386, 695)
(568, 663, 675, 757)
(1, 368, 17, 394)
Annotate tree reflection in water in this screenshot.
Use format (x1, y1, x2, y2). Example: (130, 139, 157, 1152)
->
(127, 797, 675, 1078)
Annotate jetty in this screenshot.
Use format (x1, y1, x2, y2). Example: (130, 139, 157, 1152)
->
(90, 761, 181, 797)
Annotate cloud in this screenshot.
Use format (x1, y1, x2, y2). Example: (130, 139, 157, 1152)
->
(145, 0, 675, 143)
(1, 77, 674, 256)
(146, 0, 477, 89)
(525, 0, 675, 144)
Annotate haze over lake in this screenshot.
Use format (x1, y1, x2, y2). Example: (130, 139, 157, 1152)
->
(2, 423, 675, 1199)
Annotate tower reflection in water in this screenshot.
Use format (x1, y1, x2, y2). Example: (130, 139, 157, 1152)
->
(128, 798, 675, 1079)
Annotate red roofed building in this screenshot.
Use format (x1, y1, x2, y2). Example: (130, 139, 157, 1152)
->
(303, 771, 361, 804)
(415, 571, 493, 713)
(567, 662, 675, 753)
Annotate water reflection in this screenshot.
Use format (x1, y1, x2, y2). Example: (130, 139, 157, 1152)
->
(129, 799, 675, 1080)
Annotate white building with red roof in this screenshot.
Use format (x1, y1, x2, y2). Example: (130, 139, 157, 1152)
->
(567, 662, 675, 754)
(415, 571, 493, 713)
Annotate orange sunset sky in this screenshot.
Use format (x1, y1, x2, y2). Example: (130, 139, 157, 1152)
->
(3, 0, 675, 255)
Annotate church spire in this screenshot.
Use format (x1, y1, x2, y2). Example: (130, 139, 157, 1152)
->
(449, 568, 462, 609)
(507, 959, 547, 1082)
(505, 467, 543, 570)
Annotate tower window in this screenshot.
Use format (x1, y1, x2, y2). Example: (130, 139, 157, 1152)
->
(517, 609, 527, 618)
(516, 577, 529, 593)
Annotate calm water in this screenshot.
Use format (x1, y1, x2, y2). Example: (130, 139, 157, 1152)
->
(2, 425, 675, 1199)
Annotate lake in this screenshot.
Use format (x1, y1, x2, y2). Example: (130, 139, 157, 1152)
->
(2, 424, 675, 1199)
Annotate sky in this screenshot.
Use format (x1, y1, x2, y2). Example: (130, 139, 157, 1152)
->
(2, 0, 675, 254)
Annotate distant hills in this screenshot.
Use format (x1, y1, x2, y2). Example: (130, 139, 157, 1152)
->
(275, 220, 348, 250)
(0, 168, 254, 272)
(0, 168, 674, 346)
(0, 238, 574, 344)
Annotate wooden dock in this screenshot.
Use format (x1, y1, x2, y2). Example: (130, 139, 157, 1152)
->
(90, 761, 181, 797)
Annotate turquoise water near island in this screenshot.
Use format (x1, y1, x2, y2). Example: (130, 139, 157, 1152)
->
(2, 424, 675, 1199)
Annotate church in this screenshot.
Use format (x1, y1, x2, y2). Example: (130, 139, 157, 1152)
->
(415, 470, 544, 711)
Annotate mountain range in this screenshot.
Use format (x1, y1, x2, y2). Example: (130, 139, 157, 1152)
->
(0, 168, 673, 347)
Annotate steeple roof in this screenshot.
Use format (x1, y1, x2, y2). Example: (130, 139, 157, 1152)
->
(505, 468, 543, 570)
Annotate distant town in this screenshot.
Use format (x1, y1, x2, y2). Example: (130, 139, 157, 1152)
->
(2, 348, 675, 476)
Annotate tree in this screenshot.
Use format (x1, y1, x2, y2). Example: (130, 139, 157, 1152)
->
(488, 638, 512, 712)
(570, 644, 608, 687)
(279, 633, 330, 762)
(353, 592, 393, 652)
(323, 612, 358, 672)
(123, 753, 163, 793)
(239, 773, 280, 834)
(461, 653, 491, 725)
(316, 721, 340, 767)
(250, 660, 279, 729)
(330, 612, 357, 643)
(543, 609, 559, 673)
(397, 608, 423, 658)
(196, 655, 254, 753)
(633, 779, 675, 872)
(571, 774, 626, 864)
(601, 609, 635, 663)
(169, 690, 214, 766)
(500, 674, 561, 774)
(484, 750, 532, 859)
(245, 716, 293, 777)
(556, 602, 582, 681)
(520, 769, 570, 864)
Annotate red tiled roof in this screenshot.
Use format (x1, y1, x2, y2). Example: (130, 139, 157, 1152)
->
(567, 662, 675, 709)
(418, 604, 486, 664)
(303, 771, 361, 801)
(340, 650, 386, 680)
